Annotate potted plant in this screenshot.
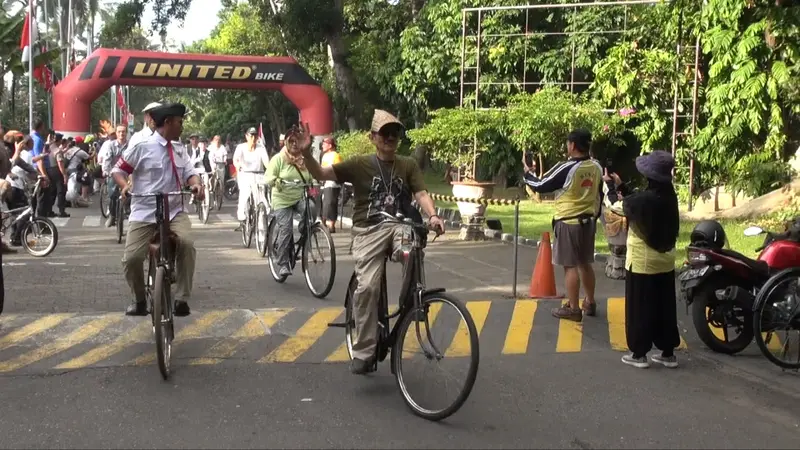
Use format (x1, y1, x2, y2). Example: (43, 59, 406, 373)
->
(408, 108, 503, 217)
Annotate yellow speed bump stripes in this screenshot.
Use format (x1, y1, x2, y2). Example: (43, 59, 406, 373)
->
(502, 300, 538, 354)
(130, 310, 233, 366)
(0, 315, 121, 373)
(190, 309, 290, 365)
(55, 320, 151, 370)
(0, 313, 74, 352)
(445, 301, 491, 357)
(260, 308, 342, 363)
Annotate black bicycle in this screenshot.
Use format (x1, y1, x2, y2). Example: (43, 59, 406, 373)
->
(213, 163, 225, 211)
(239, 170, 263, 248)
(752, 267, 800, 370)
(129, 189, 192, 380)
(116, 193, 131, 244)
(265, 179, 335, 298)
(329, 212, 479, 421)
(0, 176, 58, 257)
(254, 183, 271, 257)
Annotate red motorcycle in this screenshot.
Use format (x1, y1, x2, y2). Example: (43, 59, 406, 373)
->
(679, 220, 800, 354)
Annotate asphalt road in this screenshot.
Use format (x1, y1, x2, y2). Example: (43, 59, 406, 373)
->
(0, 201, 798, 449)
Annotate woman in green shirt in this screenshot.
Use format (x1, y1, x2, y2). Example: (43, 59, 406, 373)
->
(265, 128, 316, 277)
(606, 151, 681, 369)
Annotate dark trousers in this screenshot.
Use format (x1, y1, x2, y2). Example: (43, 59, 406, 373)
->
(44, 167, 66, 214)
(625, 270, 681, 358)
(321, 186, 341, 222)
(8, 187, 28, 244)
(36, 171, 52, 216)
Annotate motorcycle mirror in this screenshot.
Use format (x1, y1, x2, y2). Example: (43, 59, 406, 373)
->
(743, 226, 764, 237)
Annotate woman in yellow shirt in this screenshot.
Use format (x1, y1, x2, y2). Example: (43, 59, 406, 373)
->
(319, 137, 342, 232)
(605, 151, 681, 370)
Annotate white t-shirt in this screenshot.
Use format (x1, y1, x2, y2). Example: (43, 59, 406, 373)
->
(210, 144, 228, 164)
(233, 143, 270, 173)
(9, 150, 33, 190)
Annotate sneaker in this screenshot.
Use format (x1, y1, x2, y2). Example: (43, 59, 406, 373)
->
(651, 354, 678, 368)
(621, 353, 650, 368)
(551, 304, 582, 322)
(581, 299, 597, 317)
(279, 266, 292, 277)
(105, 217, 116, 228)
(350, 357, 375, 375)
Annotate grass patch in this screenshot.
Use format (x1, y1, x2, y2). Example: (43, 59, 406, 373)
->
(423, 172, 765, 268)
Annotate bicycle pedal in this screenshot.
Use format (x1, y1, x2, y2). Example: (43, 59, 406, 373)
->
(327, 321, 348, 328)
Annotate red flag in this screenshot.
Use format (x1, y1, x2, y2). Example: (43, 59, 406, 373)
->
(19, 7, 38, 64)
(116, 87, 128, 123)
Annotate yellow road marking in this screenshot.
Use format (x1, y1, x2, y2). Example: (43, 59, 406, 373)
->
(191, 309, 290, 365)
(556, 319, 583, 353)
(0, 314, 74, 351)
(445, 301, 491, 357)
(502, 300, 538, 354)
(130, 310, 233, 366)
(399, 302, 444, 359)
(55, 321, 151, 369)
(260, 308, 342, 363)
(607, 298, 627, 351)
(0, 316, 121, 372)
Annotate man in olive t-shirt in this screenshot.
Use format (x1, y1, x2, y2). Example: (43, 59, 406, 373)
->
(299, 109, 445, 375)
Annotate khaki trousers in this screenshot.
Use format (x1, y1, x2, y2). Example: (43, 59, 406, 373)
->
(122, 212, 195, 304)
(350, 223, 404, 360)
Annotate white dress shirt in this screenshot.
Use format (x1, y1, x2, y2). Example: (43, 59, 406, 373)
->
(210, 144, 228, 164)
(99, 139, 127, 175)
(111, 131, 200, 223)
(127, 126, 154, 152)
(233, 143, 270, 173)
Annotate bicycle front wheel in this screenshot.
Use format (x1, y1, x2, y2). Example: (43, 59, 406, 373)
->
(202, 193, 211, 225)
(302, 223, 336, 299)
(214, 181, 224, 210)
(392, 292, 479, 421)
(255, 203, 269, 257)
(116, 201, 125, 244)
(153, 266, 173, 380)
(21, 217, 59, 257)
(266, 216, 287, 283)
(100, 187, 110, 218)
(241, 199, 253, 248)
(753, 274, 800, 370)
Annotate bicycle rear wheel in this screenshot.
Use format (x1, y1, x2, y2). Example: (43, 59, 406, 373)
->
(255, 203, 269, 257)
(302, 223, 336, 298)
(153, 266, 173, 380)
(753, 274, 800, 370)
(392, 292, 479, 421)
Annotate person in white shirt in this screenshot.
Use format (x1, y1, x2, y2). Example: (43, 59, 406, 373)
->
(126, 102, 162, 150)
(100, 124, 129, 227)
(232, 127, 270, 228)
(111, 103, 204, 317)
(209, 135, 228, 187)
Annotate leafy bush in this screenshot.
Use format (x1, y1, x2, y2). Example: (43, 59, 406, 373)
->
(335, 131, 374, 160)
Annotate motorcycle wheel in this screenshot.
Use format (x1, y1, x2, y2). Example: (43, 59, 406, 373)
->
(691, 278, 754, 354)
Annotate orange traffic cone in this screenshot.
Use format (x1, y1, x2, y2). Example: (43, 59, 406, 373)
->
(529, 232, 561, 299)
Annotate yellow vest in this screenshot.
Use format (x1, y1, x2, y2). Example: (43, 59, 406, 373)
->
(554, 159, 603, 224)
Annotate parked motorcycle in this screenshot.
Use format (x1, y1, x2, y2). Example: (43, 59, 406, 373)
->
(678, 220, 800, 354)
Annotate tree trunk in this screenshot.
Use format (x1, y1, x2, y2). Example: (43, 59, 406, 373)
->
(325, 0, 365, 131)
(10, 73, 17, 119)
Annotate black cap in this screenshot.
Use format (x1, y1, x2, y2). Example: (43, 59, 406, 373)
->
(246, 127, 257, 136)
(189, 133, 199, 139)
(149, 103, 187, 123)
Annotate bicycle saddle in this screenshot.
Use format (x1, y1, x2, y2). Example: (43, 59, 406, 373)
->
(149, 230, 179, 258)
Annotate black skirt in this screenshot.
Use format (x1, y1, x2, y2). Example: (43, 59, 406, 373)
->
(321, 186, 341, 222)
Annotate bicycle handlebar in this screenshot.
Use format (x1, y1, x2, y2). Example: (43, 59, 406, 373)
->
(276, 179, 322, 187)
(129, 190, 193, 198)
(370, 211, 445, 239)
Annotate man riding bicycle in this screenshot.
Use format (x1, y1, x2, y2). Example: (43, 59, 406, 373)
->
(111, 103, 205, 317)
(265, 127, 315, 277)
(100, 124, 129, 228)
(300, 109, 445, 375)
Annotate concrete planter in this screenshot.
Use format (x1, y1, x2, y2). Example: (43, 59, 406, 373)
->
(451, 181, 495, 217)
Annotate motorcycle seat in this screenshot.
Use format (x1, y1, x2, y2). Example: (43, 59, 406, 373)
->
(717, 248, 770, 276)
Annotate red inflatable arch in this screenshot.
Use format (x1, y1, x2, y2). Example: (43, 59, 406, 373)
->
(53, 48, 333, 137)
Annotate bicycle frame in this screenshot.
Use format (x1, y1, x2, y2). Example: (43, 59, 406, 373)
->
(2, 179, 43, 234)
(154, 193, 174, 273)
